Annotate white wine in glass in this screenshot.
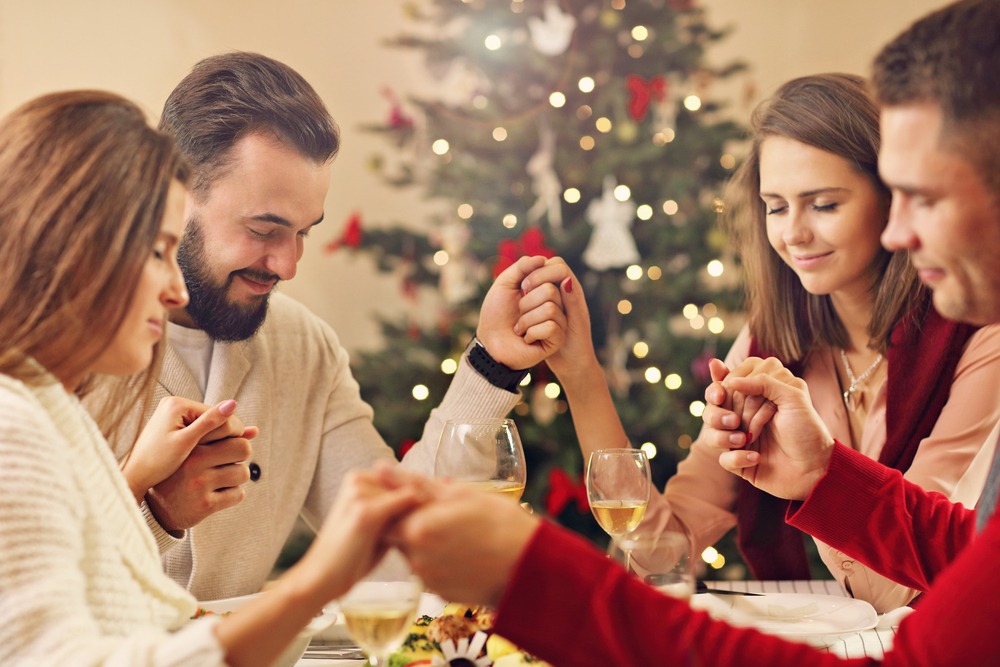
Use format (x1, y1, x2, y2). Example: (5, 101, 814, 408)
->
(339, 549, 421, 666)
(434, 418, 527, 501)
(586, 449, 651, 545)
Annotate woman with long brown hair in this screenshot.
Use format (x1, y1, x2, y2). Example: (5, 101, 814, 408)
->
(542, 73, 1000, 612)
(0, 90, 419, 666)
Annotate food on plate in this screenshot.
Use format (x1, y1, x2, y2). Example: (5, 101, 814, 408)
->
(387, 604, 550, 667)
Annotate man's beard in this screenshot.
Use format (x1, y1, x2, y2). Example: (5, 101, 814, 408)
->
(176, 220, 276, 342)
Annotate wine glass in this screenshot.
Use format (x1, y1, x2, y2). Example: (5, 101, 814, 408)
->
(586, 448, 651, 562)
(619, 529, 695, 599)
(434, 418, 527, 501)
(338, 548, 422, 666)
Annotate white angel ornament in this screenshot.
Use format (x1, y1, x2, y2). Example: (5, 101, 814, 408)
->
(582, 175, 640, 270)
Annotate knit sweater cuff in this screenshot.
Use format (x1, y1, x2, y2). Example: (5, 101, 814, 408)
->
(786, 441, 893, 544)
(436, 352, 524, 416)
(141, 500, 186, 556)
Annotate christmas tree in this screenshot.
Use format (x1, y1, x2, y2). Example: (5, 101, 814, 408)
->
(329, 0, 748, 576)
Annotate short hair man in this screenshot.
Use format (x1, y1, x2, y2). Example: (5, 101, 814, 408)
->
(364, 3, 1000, 664)
(114, 52, 570, 600)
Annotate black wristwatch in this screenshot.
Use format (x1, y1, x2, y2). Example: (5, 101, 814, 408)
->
(467, 336, 530, 393)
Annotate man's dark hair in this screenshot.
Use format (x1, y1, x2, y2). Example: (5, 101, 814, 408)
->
(160, 51, 340, 197)
(872, 0, 1000, 192)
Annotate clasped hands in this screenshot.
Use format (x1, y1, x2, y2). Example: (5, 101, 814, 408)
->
(699, 356, 837, 501)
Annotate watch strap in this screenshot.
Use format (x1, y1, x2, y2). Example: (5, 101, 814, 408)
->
(467, 337, 529, 393)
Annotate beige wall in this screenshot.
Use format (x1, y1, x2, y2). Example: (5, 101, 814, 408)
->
(0, 0, 949, 352)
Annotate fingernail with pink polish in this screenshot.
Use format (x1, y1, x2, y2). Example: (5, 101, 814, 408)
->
(219, 399, 237, 416)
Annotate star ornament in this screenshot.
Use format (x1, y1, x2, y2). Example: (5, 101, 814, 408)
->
(431, 630, 492, 666)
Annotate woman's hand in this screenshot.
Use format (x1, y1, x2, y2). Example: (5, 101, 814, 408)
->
(122, 397, 257, 505)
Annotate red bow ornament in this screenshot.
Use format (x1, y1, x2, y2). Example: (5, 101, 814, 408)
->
(626, 74, 667, 121)
(324, 211, 364, 253)
(493, 227, 554, 278)
(545, 467, 589, 516)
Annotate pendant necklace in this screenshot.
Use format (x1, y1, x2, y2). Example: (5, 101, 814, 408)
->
(840, 349, 884, 411)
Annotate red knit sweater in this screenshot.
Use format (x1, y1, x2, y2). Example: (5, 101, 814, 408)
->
(494, 444, 996, 666)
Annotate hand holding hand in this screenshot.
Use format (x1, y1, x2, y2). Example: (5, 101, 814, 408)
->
(139, 397, 259, 532)
(700, 358, 775, 450)
(523, 257, 599, 385)
(122, 397, 255, 504)
(477, 255, 569, 371)
(377, 466, 539, 607)
(709, 357, 835, 500)
(296, 463, 426, 601)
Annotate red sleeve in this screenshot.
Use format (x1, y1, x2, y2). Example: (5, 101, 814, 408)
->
(493, 521, 871, 667)
(494, 518, 998, 665)
(787, 442, 978, 590)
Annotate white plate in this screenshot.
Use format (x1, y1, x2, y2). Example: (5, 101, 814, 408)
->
(199, 593, 339, 666)
(689, 592, 878, 645)
(315, 591, 447, 643)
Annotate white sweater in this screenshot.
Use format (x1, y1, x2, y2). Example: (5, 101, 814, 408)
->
(109, 292, 521, 600)
(0, 372, 225, 667)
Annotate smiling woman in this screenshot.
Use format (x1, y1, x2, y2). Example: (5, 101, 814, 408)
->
(546, 72, 1000, 615)
(0, 90, 424, 667)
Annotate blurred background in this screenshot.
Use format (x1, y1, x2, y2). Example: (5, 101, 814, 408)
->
(0, 0, 949, 577)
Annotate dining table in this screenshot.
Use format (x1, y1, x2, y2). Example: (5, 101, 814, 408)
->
(297, 579, 904, 666)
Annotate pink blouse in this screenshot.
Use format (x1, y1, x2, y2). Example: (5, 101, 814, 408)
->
(641, 322, 1000, 612)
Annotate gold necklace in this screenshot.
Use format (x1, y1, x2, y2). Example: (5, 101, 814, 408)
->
(840, 349, 884, 411)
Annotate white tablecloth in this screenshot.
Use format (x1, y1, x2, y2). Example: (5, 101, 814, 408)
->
(298, 579, 901, 664)
(706, 579, 900, 660)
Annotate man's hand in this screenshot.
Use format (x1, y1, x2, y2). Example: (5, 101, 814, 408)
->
(376, 465, 539, 607)
(133, 397, 258, 532)
(476, 255, 570, 371)
(705, 357, 836, 500)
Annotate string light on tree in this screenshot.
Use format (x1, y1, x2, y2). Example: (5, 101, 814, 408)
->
(431, 139, 450, 155)
(689, 400, 706, 417)
(640, 442, 657, 460)
(684, 94, 702, 111)
(707, 259, 725, 277)
(645, 367, 662, 384)
(441, 358, 458, 374)
(708, 317, 725, 334)
(457, 203, 473, 219)
(347, 0, 747, 565)
(412, 384, 429, 400)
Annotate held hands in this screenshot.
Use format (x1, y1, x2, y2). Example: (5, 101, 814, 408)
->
(477, 255, 571, 370)
(138, 397, 259, 533)
(703, 357, 835, 501)
(522, 257, 599, 386)
(377, 466, 539, 607)
(295, 463, 426, 601)
(122, 396, 256, 505)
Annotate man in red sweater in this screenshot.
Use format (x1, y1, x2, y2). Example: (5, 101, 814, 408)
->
(380, 1, 1000, 665)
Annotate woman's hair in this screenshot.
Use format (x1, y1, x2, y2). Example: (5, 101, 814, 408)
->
(723, 73, 926, 363)
(0, 90, 189, 431)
